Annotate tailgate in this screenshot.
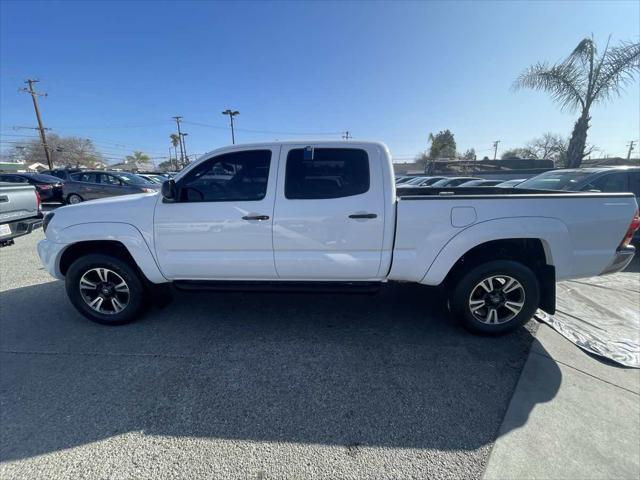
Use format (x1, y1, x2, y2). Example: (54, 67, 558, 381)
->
(0, 184, 38, 224)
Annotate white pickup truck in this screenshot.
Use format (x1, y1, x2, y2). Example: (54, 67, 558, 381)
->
(38, 141, 639, 334)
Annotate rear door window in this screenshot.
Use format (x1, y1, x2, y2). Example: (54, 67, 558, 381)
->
(285, 148, 370, 199)
(71, 172, 99, 183)
(584, 172, 628, 193)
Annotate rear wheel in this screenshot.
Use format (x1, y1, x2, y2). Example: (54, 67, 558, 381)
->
(65, 254, 147, 325)
(67, 193, 83, 205)
(450, 260, 539, 335)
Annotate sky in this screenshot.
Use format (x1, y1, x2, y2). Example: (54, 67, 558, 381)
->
(1, 0, 639, 165)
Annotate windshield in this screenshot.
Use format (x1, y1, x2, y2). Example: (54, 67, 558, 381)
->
(115, 173, 153, 185)
(516, 171, 593, 191)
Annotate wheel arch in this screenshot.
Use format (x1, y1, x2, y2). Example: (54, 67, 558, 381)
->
(55, 223, 168, 284)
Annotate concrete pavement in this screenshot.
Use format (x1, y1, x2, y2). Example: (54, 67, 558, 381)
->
(484, 324, 640, 480)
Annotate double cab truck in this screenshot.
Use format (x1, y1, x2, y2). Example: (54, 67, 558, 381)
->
(37, 141, 639, 334)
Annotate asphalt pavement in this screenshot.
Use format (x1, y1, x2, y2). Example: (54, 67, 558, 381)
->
(1, 228, 538, 479)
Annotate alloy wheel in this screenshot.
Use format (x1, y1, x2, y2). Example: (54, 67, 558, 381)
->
(79, 267, 130, 314)
(468, 275, 525, 324)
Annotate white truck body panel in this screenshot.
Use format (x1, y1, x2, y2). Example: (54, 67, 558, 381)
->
(38, 141, 638, 290)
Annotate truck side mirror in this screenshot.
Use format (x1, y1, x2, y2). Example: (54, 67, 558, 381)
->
(162, 179, 177, 201)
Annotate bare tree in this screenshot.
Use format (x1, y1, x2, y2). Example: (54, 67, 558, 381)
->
(8, 134, 105, 168)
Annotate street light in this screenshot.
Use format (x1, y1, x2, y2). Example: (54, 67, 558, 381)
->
(221, 109, 239, 144)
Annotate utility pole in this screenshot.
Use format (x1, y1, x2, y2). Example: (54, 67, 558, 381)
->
(222, 109, 239, 144)
(20, 79, 53, 169)
(492, 140, 501, 160)
(180, 132, 189, 163)
(342, 130, 352, 140)
(627, 140, 636, 160)
(172, 116, 185, 167)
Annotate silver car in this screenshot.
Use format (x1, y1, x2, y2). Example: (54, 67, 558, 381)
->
(63, 171, 159, 204)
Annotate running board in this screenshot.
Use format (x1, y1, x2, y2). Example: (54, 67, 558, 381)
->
(173, 280, 382, 294)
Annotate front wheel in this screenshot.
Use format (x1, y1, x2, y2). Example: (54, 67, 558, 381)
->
(65, 254, 147, 325)
(450, 260, 540, 335)
(67, 193, 83, 205)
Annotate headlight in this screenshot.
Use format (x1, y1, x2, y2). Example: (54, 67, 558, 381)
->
(43, 212, 55, 233)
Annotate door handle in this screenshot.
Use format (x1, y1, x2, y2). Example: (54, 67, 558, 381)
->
(348, 213, 377, 219)
(242, 215, 270, 221)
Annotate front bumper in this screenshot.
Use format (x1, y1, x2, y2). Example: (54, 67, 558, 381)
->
(600, 245, 636, 275)
(37, 238, 67, 280)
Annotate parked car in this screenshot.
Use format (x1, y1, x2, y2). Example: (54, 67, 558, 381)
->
(401, 176, 429, 185)
(0, 173, 64, 202)
(0, 181, 43, 247)
(137, 173, 167, 184)
(518, 167, 640, 239)
(38, 141, 639, 335)
(430, 176, 483, 187)
(398, 176, 448, 187)
(40, 168, 83, 181)
(457, 179, 504, 187)
(63, 171, 160, 204)
(496, 179, 526, 188)
(516, 167, 640, 197)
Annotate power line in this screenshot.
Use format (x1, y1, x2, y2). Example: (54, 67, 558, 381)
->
(183, 120, 341, 136)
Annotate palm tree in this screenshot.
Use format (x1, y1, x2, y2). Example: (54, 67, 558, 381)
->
(169, 134, 180, 169)
(514, 37, 639, 167)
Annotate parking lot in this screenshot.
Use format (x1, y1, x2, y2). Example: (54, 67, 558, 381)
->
(0, 226, 543, 479)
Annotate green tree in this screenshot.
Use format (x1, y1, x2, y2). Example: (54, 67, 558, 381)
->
(157, 159, 174, 172)
(428, 130, 457, 159)
(501, 148, 537, 160)
(125, 151, 151, 169)
(514, 37, 639, 167)
(460, 148, 476, 160)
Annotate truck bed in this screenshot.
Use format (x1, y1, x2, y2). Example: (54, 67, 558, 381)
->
(389, 189, 637, 285)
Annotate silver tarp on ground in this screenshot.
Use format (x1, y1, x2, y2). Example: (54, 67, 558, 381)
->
(535, 271, 640, 368)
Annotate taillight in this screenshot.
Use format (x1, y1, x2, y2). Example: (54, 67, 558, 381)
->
(620, 209, 640, 248)
(35, 190, 41, 213)
(37, 184, 53, 190)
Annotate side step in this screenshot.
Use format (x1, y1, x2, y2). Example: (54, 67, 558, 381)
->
(173, 280, 382, 294)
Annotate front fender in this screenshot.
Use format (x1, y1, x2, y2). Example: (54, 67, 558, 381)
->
(52, 222, 167, 284)
(420, 217, 572, 285)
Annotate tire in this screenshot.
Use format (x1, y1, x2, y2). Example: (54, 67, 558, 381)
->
(67, 194, 83, 205)
(65, 254, 147, 325)
(450, 260, 539, 335)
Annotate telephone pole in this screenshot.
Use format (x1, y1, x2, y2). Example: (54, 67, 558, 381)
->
(342, 130, 352, 140)
(627, 140, 636, 160)
(492, 140, 501, 160)
(222, 109, 239, 144)
(172, 116, 185, 167)
(20, 79, 53, 169)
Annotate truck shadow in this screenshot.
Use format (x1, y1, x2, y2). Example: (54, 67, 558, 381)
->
(0, 280, 561, 462)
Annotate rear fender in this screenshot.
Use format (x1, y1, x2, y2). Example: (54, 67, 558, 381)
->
(420, 217, 572, 286)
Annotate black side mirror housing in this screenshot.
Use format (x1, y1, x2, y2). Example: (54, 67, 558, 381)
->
(162, 179, 177, 201)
